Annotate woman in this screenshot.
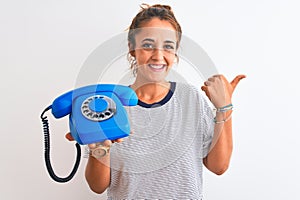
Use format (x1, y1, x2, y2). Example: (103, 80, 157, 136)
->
(68, 4, 245, 199)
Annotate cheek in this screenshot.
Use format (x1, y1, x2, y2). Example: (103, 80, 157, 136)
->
(135, 50, 150, 65)
(134, 50, 176, 66)
(166, 54, 176, 65)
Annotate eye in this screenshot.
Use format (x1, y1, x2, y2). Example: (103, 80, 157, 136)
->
(164, 44, 175, 53)
(142, 43, 154, 50)
(164, 44, 175, 50)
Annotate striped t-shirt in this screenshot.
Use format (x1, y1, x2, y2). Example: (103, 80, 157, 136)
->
(107, 82, 214, 199)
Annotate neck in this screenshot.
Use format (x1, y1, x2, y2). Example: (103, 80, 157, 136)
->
(131, 80, 171, 104)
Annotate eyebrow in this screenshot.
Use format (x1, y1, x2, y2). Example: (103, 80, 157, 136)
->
(141, 38, 176, 44)
(141, 38, 155, 43)
(164, 40, 176, 44)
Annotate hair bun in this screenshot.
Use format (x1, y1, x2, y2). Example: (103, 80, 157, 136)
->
(140, 3, 172, 11)
(152, 4, 172, 11)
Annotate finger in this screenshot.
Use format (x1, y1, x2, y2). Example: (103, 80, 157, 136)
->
(213, 74, 221, 78)
(230, 74, 246, 90)
(201, 85, 211, 99)
(208, 77, 215, 82)
(88, 140, 112, 149)
(112, 138, 124, 143)
(204, 81, 211, 86)
(65, 132, 74, 141)
(201, 85, 208, 93)
(112, 131, 133, 143)
(88, 143, 97, 149)
(102, 140, 112, 147)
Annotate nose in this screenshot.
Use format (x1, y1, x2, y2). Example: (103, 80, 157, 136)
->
(151, 48, 164, 61)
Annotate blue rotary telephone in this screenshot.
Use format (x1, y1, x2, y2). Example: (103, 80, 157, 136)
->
(40, 84, 138, 183)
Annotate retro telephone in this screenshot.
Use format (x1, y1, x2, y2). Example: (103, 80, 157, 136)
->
(40, 84, 138, 183)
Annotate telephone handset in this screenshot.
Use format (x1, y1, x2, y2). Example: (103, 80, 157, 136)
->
(41, 84, 138, 183)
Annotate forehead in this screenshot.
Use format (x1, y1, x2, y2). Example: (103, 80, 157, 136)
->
(134, 27, 177, 42)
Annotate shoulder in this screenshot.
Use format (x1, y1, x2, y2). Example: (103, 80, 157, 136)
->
(174, 82, 204, 99)
(174, 81, 213, 108)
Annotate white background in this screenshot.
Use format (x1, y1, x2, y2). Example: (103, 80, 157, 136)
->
(1, 0, 300, 199)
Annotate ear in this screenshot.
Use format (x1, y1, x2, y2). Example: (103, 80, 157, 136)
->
(174, 53, 179, 63)
(129, 50, 135, 57)
(128, 42, 135, 57)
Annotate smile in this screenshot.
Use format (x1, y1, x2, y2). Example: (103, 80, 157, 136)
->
(148, 64, 166, 72)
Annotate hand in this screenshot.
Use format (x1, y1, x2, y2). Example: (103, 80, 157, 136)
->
(65, 132, 125, 144)
(65, 132, 124, 159)
(65, 132, 124, 151)
(201, 74, 246, 108)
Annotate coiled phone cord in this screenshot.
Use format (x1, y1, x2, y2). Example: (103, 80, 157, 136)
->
(41, 105, 81, 183)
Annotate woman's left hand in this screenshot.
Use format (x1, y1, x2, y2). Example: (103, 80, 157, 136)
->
(201, 74, 246, 108)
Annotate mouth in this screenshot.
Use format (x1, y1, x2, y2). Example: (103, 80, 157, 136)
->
(148, 64, 166, 72)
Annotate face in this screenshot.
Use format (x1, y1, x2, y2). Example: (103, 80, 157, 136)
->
(131, 18, 178, 84)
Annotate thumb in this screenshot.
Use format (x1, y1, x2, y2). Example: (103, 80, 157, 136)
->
(230, 74, 246, 90)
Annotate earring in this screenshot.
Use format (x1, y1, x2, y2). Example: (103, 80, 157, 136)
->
(127, 53, 138, 76)
(133, 61, 138, 76)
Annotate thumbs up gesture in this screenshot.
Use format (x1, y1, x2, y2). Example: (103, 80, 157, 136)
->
(201, 74, 246, 108)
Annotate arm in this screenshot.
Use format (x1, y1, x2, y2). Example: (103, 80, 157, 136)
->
(85, 138, 123, 193)
(201, 74, 245, 175)
(203, 110, 233, 175)
(85, 153, 111, 194)
(65, 133, 112, 194)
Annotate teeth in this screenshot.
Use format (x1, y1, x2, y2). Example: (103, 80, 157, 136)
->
(149, 64, 165, 69)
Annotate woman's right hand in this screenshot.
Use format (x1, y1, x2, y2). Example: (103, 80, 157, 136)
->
(65, 132, 123, 153)
(65, 132, 124, 159)
(65, 132, 124, 144)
